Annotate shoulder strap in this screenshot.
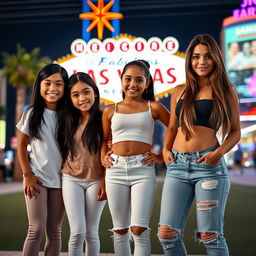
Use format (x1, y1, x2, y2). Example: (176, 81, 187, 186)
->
(178, 90, 185, 101)
(148, 101, 152, 114)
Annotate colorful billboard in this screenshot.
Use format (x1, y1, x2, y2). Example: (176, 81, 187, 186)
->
(224, 21, 256, 100)
(222, 0, 256, 120)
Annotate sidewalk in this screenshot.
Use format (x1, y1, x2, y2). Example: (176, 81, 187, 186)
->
(0, 252, 203, 256)
(0, 169, 254, 256)
(2, 172, 245, 256)
(0, 253, 164, 256)
(1, 168, 255, 196)
(0, 253, 166, 256)
(229, 168, 256, 186)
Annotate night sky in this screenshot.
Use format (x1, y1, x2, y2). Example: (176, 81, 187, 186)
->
(0, 0, 243, 148)
(0, 0, 243, 60)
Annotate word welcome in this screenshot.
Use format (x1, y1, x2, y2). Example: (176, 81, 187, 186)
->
(71, 37, 179, 56)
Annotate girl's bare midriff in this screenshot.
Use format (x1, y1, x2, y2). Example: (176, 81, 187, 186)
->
(112, 141, 152, 156)
(173, 126, 219, 152)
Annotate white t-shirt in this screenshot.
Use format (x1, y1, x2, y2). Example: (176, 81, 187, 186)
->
(16, 108, 62, 188)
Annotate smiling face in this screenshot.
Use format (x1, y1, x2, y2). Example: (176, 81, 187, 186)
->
(229, 42, 239, 55)
(70, 81, 96, 113)
(251, 40, 256, 55)
(191, 44, 215, 77)
(40, 72, 65, 110)
(121, 65, 149, 99)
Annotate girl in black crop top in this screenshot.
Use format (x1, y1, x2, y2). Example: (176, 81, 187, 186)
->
(175, 98, 217, 130)
(158, 34, 241, 256)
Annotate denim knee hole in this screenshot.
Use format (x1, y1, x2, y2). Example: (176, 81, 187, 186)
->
(130, 226, 149, 236)
(109, 227, 130, 241)
(195, 231, 219, 243)
(201, 179, 218, 189)
(196, 200, 218, 211)
(111, 227, 129, 235)
(158, 225, 181, 250)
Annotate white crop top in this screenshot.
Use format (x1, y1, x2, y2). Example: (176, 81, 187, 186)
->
(111, 101, 155, 145)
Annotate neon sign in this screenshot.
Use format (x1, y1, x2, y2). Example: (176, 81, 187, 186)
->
(233, 0, 256, 19)
(70, 37, 179, 56)
(80, 0, 123, 40)
(57, 36, 185, 103)
(80, 0, 122, 41)
(57, 1, 185, 103)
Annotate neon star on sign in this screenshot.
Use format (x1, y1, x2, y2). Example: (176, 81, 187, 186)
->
(79, 0, 123, 40)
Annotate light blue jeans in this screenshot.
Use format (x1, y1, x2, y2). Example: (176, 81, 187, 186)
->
(62, 174, 106, 256)
(158, 146, 230, 256)
(106, 154, 156, 256)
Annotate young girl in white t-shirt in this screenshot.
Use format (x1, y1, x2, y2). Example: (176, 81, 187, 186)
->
(16, 63, 68, 256)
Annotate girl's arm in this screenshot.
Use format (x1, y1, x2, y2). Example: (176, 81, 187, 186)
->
(97, 172, 107, 201)
(151, 101, 170, 127)
(162, 86, 182, 164)
(101, 105, 114, 168)
(217, 88, 241, 154)
(141, 101, 170, 165)
(17, 131, 42, 198)
(197, 88, 241, 165)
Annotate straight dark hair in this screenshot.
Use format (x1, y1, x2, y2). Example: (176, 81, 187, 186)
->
(25, 63, 68, 142)
(61, 72, 103, 161)
(121, 59, 155, 101)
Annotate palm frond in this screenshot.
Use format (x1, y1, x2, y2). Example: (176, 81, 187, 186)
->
(1, 44, 51, 88)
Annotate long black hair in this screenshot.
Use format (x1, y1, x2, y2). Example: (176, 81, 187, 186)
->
(61, 72, 103, 161)
(26, 63, 68, 140)
(121, 59, 155, 101)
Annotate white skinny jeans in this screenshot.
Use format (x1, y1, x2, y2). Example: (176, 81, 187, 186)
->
(106, 154, 156, 256)
(62, 174, 106, 256)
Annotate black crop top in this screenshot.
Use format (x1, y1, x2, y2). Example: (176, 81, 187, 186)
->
(175, 99, 218, 130)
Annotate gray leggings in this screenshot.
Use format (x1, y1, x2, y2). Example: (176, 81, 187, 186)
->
(22, 185, 65, 256)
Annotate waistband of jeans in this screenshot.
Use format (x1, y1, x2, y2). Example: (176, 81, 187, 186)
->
(171, 145, 219, 159)
(111, 153, 144, 162)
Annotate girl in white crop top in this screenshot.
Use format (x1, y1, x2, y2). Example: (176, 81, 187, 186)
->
(101, 60, 169, 256)
(111, 101, 154, 145)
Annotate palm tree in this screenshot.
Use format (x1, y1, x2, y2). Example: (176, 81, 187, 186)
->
(1, 44, 51, 181)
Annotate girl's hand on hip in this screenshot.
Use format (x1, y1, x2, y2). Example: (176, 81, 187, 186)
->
(196, 150, 222, 166)
(163, 149, 176, 164)
(101, 150, 114, 168)
(141, 152, 161, 166)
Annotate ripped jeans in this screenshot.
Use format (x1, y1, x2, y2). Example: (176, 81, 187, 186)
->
(158, 146, 230, 256)
(106, 154, 156, 256)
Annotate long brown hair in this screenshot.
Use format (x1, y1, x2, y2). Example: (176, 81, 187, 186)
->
(180, 34, 237, 140)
